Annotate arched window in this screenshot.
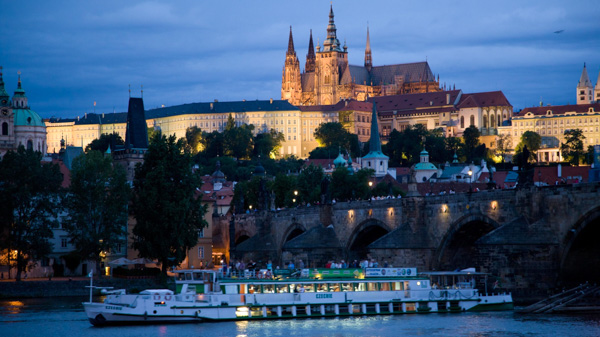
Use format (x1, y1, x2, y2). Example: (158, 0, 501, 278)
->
(483, 116, 488, 128)
(460, 116, 464, 128)
(2, 122, 7, 135)
(490, 114, 496, 128)
(27, 139, 33, 150)
(498, 114, 502, 126)
(470, 115, 475, 127)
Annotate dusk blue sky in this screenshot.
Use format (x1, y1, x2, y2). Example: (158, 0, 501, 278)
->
(1, 0, 599, 119)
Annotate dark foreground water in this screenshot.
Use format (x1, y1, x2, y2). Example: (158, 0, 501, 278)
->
(1, 297, 600, 337)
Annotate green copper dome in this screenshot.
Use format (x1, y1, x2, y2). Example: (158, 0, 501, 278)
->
(13, 108, 45, 127)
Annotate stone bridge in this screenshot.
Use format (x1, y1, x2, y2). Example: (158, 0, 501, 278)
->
(232, 183, 600, 301)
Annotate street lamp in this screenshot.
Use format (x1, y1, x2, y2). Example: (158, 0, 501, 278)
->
(368, 181, 373, 187)
(468, 169, 473, 193)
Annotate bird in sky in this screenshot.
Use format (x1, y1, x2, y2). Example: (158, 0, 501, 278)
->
(554, 29, 564, 34)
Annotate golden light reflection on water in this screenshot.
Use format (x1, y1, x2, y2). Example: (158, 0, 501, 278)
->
(236, 320, 249, 337)
(6, 300, 24, 314)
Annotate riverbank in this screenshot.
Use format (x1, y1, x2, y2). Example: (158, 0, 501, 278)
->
(0, 277, 164, 299)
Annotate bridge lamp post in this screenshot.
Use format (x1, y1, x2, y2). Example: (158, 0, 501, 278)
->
(468, 169, 473, 193)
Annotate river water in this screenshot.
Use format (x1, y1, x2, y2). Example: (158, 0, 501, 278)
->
(1, 297, 599, 337)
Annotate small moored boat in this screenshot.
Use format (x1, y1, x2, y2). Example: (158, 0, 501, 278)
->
(83, 267, 513, 326)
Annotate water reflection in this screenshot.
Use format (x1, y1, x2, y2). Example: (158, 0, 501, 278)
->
(4, 301, 24, 314)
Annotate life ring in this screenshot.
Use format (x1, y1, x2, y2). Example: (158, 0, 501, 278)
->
(265, 270, 272, 279)
(257, 272, 264, 279)
(165, 295, 172, 301)
(154, 294, 160, 300)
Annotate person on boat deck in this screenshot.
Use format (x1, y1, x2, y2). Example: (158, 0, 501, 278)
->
(267, 260, 273, 271)
(298, 259, 305, 269)
(287, 261, 295, 270)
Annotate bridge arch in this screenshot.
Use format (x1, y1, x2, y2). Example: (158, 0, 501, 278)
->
(434, 213, 501, 271)
(280, 223, 307, 248)
(346, 218, 391, 261)
(235, 230, 252, 246)
(560, 206, 600, 284)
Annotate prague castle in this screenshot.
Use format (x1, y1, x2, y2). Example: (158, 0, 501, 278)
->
(282, 5, 441, 106)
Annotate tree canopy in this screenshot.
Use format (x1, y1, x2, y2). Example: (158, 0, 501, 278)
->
(85, 133, 124, 153)
(0, 147, 63, 281)
(515, 131, 541, 162)
(63, 151, 130, 276)
(131, 133, 207, 276)
(223, 114, 254, 159)
(561, 129, 586, 165)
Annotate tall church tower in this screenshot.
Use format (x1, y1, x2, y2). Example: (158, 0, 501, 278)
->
(577, 63, 593, 104)
(315, 5, 348, 105)
(305, 30, 316, 73)
(361, 101, 388, 177)
(281, 27, 302, 105)
(364, 26, 372, 72)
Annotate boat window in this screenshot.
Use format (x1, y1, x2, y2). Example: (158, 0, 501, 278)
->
(176, 273, 185, 281)
(329, 283, 341, 292)
(248, 285, 261, 294)
(290, 284, 298, 292)
(276, 284, 289, 293)
(341, 283, 353, 292)
(317, 283, 328, 292)
(193, 272, 203, 280)
(391, 282, 404, 291)
(303, 284, 315, 292)
(355, 283, 366, 292)
(367, 282, 378, 291)
(263, 284, 275, 293)
(380, 282, 391, 291)
(185, 273, 192, 280)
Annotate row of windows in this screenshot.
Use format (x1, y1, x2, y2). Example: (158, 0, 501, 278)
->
(517, 118, 599, 127)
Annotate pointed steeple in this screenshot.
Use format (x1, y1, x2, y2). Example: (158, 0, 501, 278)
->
(323, 4, 341, 52)
(0, 66, 10, 107)
(305, 29, 316, 73)
(12, 71, 27, 108)
(578, 63, 593, 87)
(369, 101, 382, 154)
(287, 26, 296, 56)
(577, 63, 594, 104)
(361, 99, 389, 177)
(364, 25, 372, 71)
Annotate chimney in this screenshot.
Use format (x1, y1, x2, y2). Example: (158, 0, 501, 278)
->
(270, 98, 273, 104)
(214, 99, 218, 102)
(84, 113, 87, 119)
(446, 93, 450, 105)
(210, 103, 213, 110)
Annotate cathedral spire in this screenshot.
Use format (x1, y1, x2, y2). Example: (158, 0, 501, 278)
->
(364, 25, 372, 71)
(287, 26, 296, 56)
(305, 29, 316, 72)
(323, 4, 341, 52)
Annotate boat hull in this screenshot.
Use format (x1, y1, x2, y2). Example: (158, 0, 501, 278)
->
(84, 293, 513, 326)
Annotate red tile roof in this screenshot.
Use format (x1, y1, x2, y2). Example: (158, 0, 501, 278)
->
(370, 90, 461, 112)
(457, 91, 511, 109)
(514, 103, 600, 117)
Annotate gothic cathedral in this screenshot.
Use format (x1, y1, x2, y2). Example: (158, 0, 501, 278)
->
(282, 5, 441, 106)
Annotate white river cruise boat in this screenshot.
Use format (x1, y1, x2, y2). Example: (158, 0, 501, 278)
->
(83, 267, 513, 326)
